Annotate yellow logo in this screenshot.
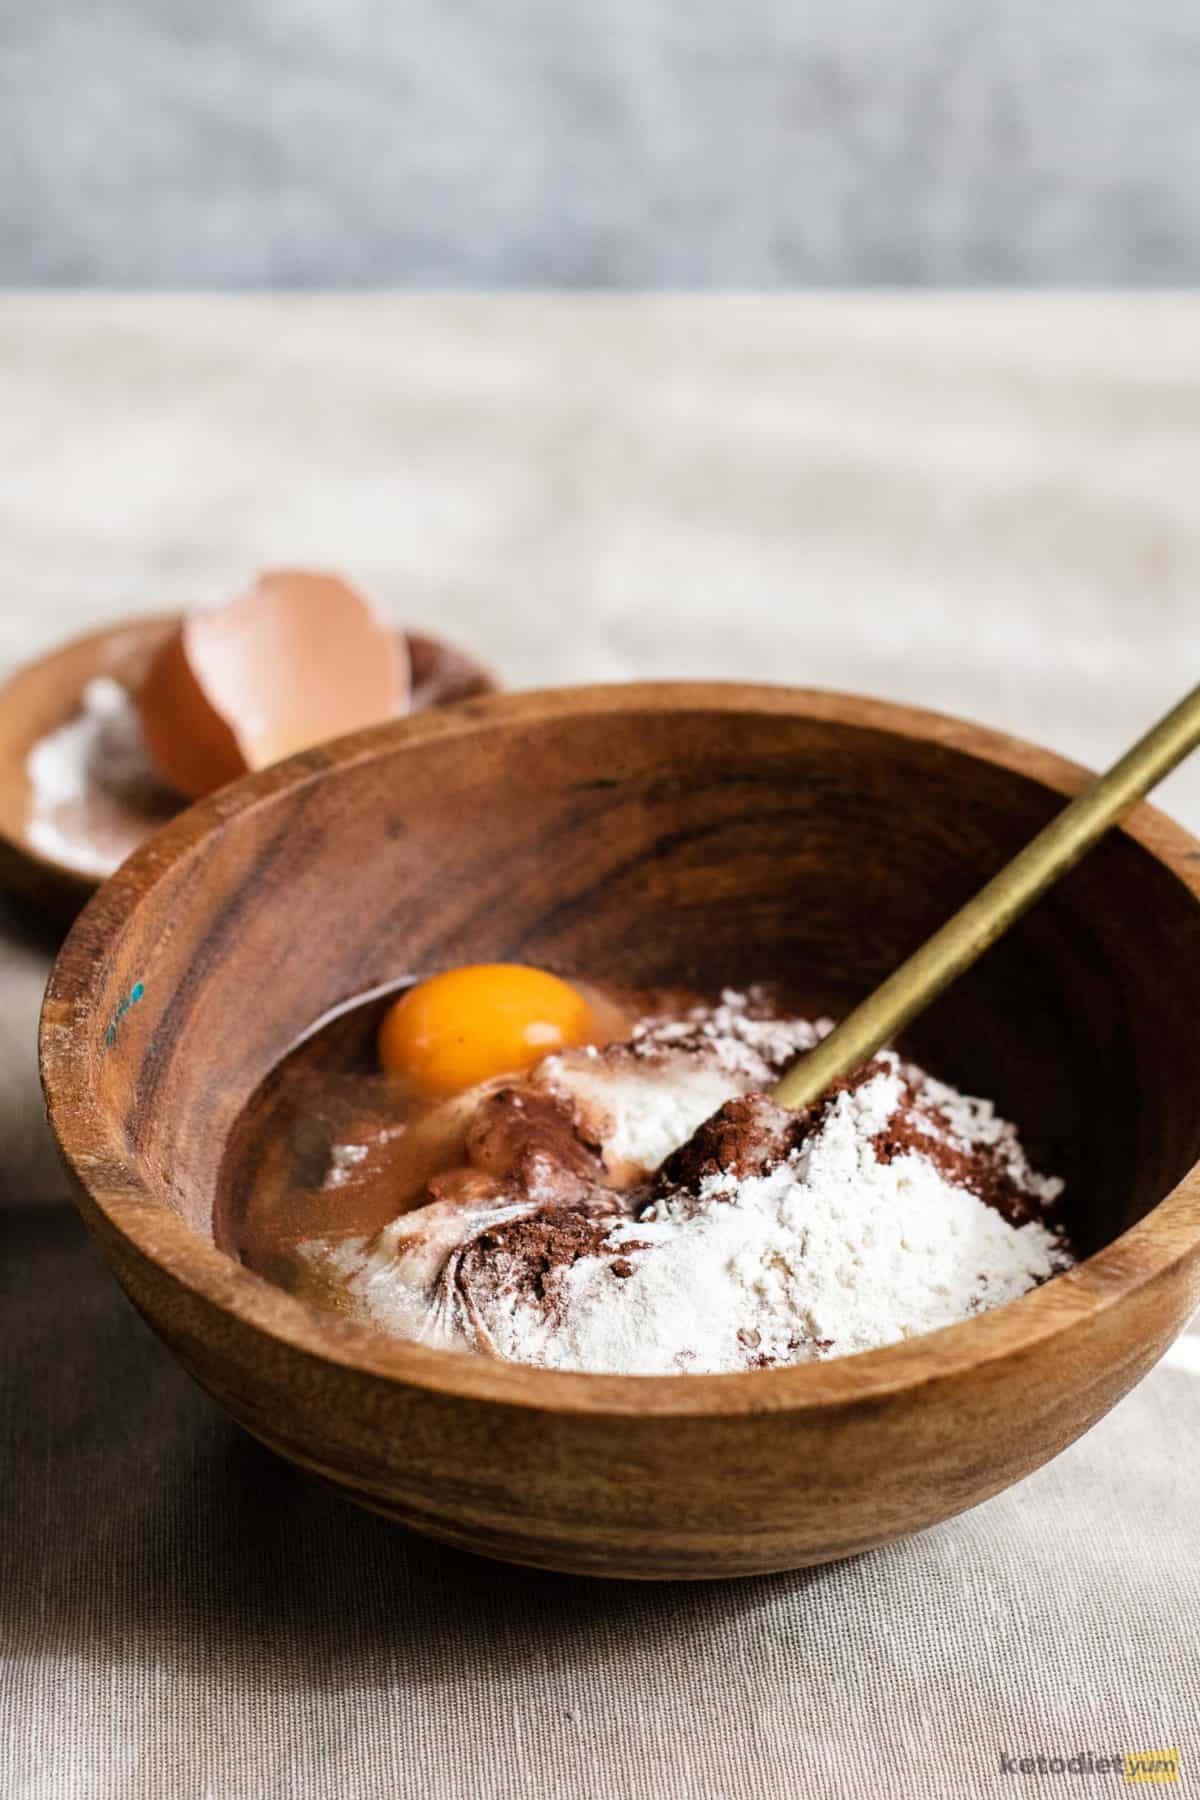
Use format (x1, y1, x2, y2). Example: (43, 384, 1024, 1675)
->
(1126, 1749, 1180, 1784)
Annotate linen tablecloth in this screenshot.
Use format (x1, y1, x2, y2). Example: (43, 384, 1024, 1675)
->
(2, 295, 1198, 1800)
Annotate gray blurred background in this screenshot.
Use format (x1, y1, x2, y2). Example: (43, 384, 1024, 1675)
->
(2, 0, 1198, 286)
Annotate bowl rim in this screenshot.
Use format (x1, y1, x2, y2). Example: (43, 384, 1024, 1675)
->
(39, 681, 1200, 1420)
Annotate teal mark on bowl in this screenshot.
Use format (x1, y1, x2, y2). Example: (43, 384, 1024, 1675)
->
(104, 980, 145, 1049)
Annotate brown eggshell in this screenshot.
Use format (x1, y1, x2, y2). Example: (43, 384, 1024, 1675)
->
(138, 570, 410, 799)
(137, 624, 247, 800)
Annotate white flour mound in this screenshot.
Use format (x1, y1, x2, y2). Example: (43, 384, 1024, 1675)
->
(528, 1064, 1068, 1374)
(311, 993, 1072, 1375)
(24, 676, 176, 875)
(534, 995, 827, 1177)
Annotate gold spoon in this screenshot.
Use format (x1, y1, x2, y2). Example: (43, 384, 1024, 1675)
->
(772, 681, 1200, 1112)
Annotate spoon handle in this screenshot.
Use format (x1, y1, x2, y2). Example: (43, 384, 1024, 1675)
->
(771, 681, 1200, 1112)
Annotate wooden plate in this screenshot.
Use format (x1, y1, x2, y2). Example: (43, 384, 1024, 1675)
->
(0, 616, 498, 920)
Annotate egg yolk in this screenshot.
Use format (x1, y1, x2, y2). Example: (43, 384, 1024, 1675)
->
(378, 964, 593, 1097)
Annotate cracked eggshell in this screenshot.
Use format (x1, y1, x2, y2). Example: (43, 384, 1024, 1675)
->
(137, 570, 410, 799)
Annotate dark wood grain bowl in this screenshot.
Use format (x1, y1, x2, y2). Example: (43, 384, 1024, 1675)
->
(40, 684, 1200, 1580)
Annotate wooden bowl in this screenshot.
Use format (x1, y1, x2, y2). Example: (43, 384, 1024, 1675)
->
(0, 615, 498, 920)
(40, 685, 1200, 1579)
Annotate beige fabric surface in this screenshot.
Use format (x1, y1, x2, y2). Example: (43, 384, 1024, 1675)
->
(1, 295, 1198, 1800)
